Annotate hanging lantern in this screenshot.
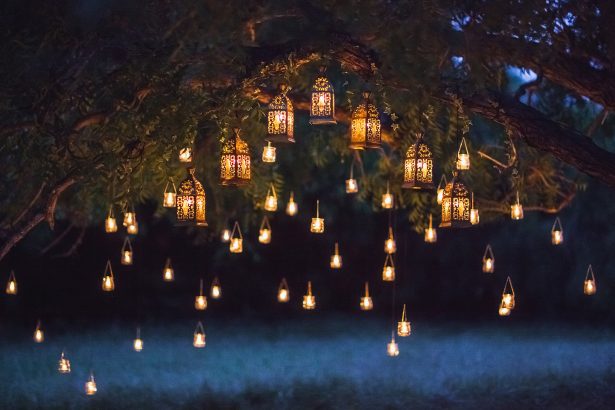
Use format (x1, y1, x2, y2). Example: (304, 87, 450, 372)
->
(436, 175, 447, 205)
(195, 279, 208, 310)
(193, 321, 206, 348)
(58, 352, 71, 374)
(264, 184, 278, 211)
(278, 278, 290, 303)
(286, 191, 298, 216)
(456, 136, 470, 170)
(424, 214, 437, 243)
(176, 167, 207, 227)
(350, 91, 381, 149)
(382, 254, 395, 281)
(179, 147, 193, 163)
(120, 237, 133, 266)
(163, 258, 174, 282)
(330, 242, 342, 269)
(105, 206, 117, 233)
(220, 128, 251, 186)
(511, 191, 524, 220)
(345, 161, 358, 194)
(127, 221, 139, 235)
(440, 171, 472, 228)
(262, 141, 276, 163)
(387, 333, 399, 357)
(33, 320, 44, 343)
(229, 221, 243, 253)
(397, 304, 411, 337)
(584, 265, 597, 295)
(102, 260, 115, 292)
(309, 66, 336, 125)
(123, 203, 136, 227)
(85, 373, 98, 395)
(5, 270, 17, 295)
(498, 276, 515, 317)
(470, 193, 479, 225)
(382, 181, 394, 209)
(302, 281, 316, 310)
(403, 132, 434, 190)
(221, 228, 231, 242)
(210, 277, 222, 299)
(258, 216, 272, 244)
(360, 282, 373, 311)
(551, 217, 564, 245)
(384, 227, 396, 254)
(310, 200, 324, 233)
(163, 179, 177, 208)
(133, 327, 143, 352)
(482, 245, 495, 273)
(267, 85, 294, 143)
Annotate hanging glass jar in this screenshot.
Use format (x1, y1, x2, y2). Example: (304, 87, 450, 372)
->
(133, 327, 143, 352)
(436, 175, 447, 205)
(229, 221, 243, 253)
(105, 206, 118, 233)
(163, 179, 177, 208)
(330, 242, 342, 269)
(440, 171, 472, 228)
(126, 220, 139, 235)
(384, 227, 396, 254)
(397, 304, 411, 337)
(262, 141, 276, 163)
(278, 278, 290, 303)
(424, 214, 437, 243)
(210, 277, 222, 299)
(482, 245, 495, 273)
(456, 137, 470, 170)
(58, 352, 71, 374)
(5, 270, 17, 295)
(387, 333, 399, 357)
(221, 228, 231, 242)
(176, 167, 207, 226)
(179, 146, 193, 163)
(584, 265, 597, 295)
(345, 161, 358, 194)
(310, 200, 324, 233)
(286, 191, 298, 216)
(267, 85, 294, 143)
(511, 191, 524, 220)
(382, 254, 395, 281)
(309, 66, 336, 125)
(85, 373, 97, 395)
(193, 321, 206, 348)
(360, 282, 373, 311)
(470, 193, 479, 225)
(264, 184, 278, 211)
(163, 258, 174, 282)
(258, 216, 272, 244)
(33, 320, 44, 343)
(102, 260, 115, 292)
(220, 128, 251, 186)
(382, 181, 394, 209)
(123, 203, 136, 227)
(302, 281, 316, 310)
(195, 279, 208, 310)
(403, 132, 434, 190)
(499, 276, 515, 316)
(551, 217, 564, 245)
(350, 91, 381, 149)
(120, 237, 133, 266)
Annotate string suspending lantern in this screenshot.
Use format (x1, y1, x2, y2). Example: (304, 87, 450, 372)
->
(163, 258, 174, 282)
(58, 352, 71, 374)
(302, 281, 316, 310)
(360, 282, 373, 311)
(220, 128, 251, 186)
(387, 333, 399, 357)
(436, 175, 447, 205)
(382, 254, 395, 281)
(456, 136, 470, 170)
(278, 278, 290, 303)
(33, 321, 44, 343)
(498, 276, 515, 316)
(85, 373, 97, 396)
(267, 85, 294, 143)
(193, 322, 206, 348)
(102, 260, 115, 292)
(262, 141, 276, 163)
(163, 179, 177, 208)
(179, 147, 193, 163)
(121, 237, 133, 266)
(511, 191, 524, 220)
(258, 216, 272, 244)
(105, 206, 117, 233)
(402, 132, 434, 190)
(424, 214, 437, 243)
(482, 245, 495, 273)
(5, 270, 17, 295)
(397, 304, 411, 337)
(264, 184, 278, 211)
(382, 181, 394, 209)
(470, 193, 479, 225)
(133, 327, 143, 352)
(309, 66, 336, 125)
(176, 167, 207, 226)
(350, 91, 381, 149)
(195, 279, 208, 310)
(584, 265, 597, 295)
(345, 160, 358, 194)
(286, 191, 298, 216)
(551, 217, 564, 245)
(310, 200, 324, 233)
(440, 171, 472, 228)
(384, 227, 396, 254)
(229, 221, 243, 253)
(330, 242, 342, 269)
(210, 277, 222, 299)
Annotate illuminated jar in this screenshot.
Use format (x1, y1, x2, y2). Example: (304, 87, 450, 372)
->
(278, 278, 290, 303)
(163, 179, 177, 208)
(382, 182, 394, 209)
(310, 200, 324, 233)
(193, 321, 206, 348)
(102, 260, 115, 292)
(470, 193, 479, 225)
(85, 373, 97, 396)
(133, 327, 143, 352)
(482, 244, 495, 273)
(33, 321, 44, 343)
(330, 242, 342, 269)
(511, 191, 524, 220)
(384, 227, 396, 254)
(309, 67, 336, 125)
(220, 128, 251, 186)
(382, 254, 395, 281)
(5, 270, 17, 295)
(436, 175, 447, 205)
(424, 214, 437, 243)
(456, 137, 470, 170)
(498, 302, 511, 317)
(58, 352, 71, 374)
(221, 228, 231, 243)
(210, 277, 222, 299)
(551, 217, 564, 245)
(501, 276, 515, 310)
(350, 91, 381, 150)
(440, 171, 471, 228)
(387, 334, 399, 357)
(163, 258, 174, 282)
(126, 221, 139, 235)
(584, 265, 596, 295)
(397, 304, 411, 337)
(267, 85, 294, 143)
(179, 147, 193, 163)
(195, 279, 208, 310)
(121, 237, 133, 266)
(402, 132, 434, 190)
(286, 191, 298, 216)
(345, 163, 358, 194)
(264, 184, 278, 211)
(123, 204, 136, 227)
(262, 141, 276, 163)
(258, 216, 272, 244)
(176, 167, 207, 227)
(229, 221, 243, 253)
(105, 206, 118, 233)
(302, 281, 316, 310)
(360, 282, 373, 311)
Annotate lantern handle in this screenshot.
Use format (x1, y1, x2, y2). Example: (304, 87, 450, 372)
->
(383, 253, 395, 268)
(503, 276, 514, 296)
(104, 260, 114, 278)
(483, 244, 494, 260)
(585, 265, 595, 281)
(230, 221, 243, 240)
(122, 236, 133, 252)
(551, 217, 563, 233)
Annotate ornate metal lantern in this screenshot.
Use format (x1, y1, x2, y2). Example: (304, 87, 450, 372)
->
(387, 333, 399, 357)
(360, 282, 373, 311)
(133, 327, 143, 352)
(383, 254, 395, 281)
(264, 184, 278, 211)
(267, 85, 294, 143)
(384, 227, 396, 254)
(310, 200, 324, 233)
(5, 270, 17, 295)
(397, 304, 411, 337)
(278, 278, 290, 303)
(286, 191, 298, 216)
(34, 320, 44, 343)
(102, 260, 115, 292)
(584, 265, 596, 295)
(382, 181, 394, 209)
(456, 137, 470, 170)
(105, 206, 117, 233)
(436, 175, 447, 205)
(210, 277, 222, 299)
(58, 352, 71, 374)
(330, 242, 342, 269)
(262, 141, 276, 163)
(470, 193, 479, 225)
(424, 214, 437, 243)
(551, 217, 564, 245)
(195, 279, 207, 310)
(229, 221, 243, 253)
(511, 191, 524, 220)
(176, 167, 207, 226)
(440, 171, 472, 228)
(193, 321, 206, 348)
(258, 216, 272, 244)
(350, 92, 381, 149)
(85, 373, 97, 396)
(499, 276, 515, 316)
(302, 281, 316, 310)
(163, 258, 174, 282)
(220, 128, 251, 186)
(163, 179, 177, 208)
(121, 237, 133, 266)
(403, 133, 434, 190)
(309, 67, 336, 125)
(482, 245, 495, 273)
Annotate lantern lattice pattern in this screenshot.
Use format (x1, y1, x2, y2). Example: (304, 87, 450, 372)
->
(193, 321, 206, 348)
(382, 254, 395, 281)
(360, 282, 373, 311)
(440, 171, 472, 228)
(278, 278, 290, 303)
(511, 191, 524, 220)
(121, 237, 133, 266)
(229, 221, 243, 253)
(397, 304, 411, 337)
(211, 277, 222, 299)
(195, 279, 208, 310)
(163, 258, 174, 282)
(220, 128, 251, 186)
(499, 276, 515, 316)
(259, 216, 272, 244)
(330, 242, 342, 269)
(403, 133, 434, 190)
(262, 141, 276, 163)
(286, 191, 298, 216)
(267, 87, 294, 143)
(163, 180, 177, 208)
(5, 270, 17, 295)
(34, 321, 44, 343)
(102, 260, 115, 292)
(105, 206, 117, 233)
(302, 281, 316, 310)
(264, 184, 278, 211)
(424, 214, 437, 243)
(310, 200, 324, 233)
(482, 245, 495, 273)
(456, 137, 470, 170)
(436, 175, 447, 205)
(382, 182, 394, 209)
(309, 68, 336, 125)
(384, 227, 396, 254)
(387, 333, 399, 357)
(85, 373, 97, 395)
(133, 327, 143, 352)
(350, 92, 381, 149)
(58, 352, 71, 374)
(584, 265, 597, 295)
(551, 217, 564, 245)
(176, 167, 207, 226)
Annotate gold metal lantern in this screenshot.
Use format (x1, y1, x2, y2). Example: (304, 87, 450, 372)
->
(499, 276, 515, 316)
(330, 242, 342, 269)
(5, 270, 17, 295)
(163, 258, 174, 282)
(397, 304, 411, 337)
(121, 237, 133, 266)
(584, 265, 597, 295)
(278, 278, 290, 303)
(350, 92, 381, 149)
(302, 281, 316, 310)
(360, 282, 373, 311)
(387, 333, 400, 357)
(440, 171, 472, 228)
(258, 216, 272, 244)
(403, 132, 434, 190)
(309, 67, 336, 125)
(229, 221, 243, 253)
(384, 227, 396, 254)
(470, 193, 479, 225)
(85, 373, 97, 396)
(482, 245, 495, 273)
(264, 184, 278, 211)
(102, 260, 115, 292)
(262, 141, 276, 163)
(424, 214, 437, 243)
(286, 191, 298, 216)
(211, 277, 222, 299)
(382, 254, 395, 281)
(195, 279, 208, 310)
(58, 352, 71, 374)
(176, 167, 207, 226)
(436, 175, 447, 205)
(163, 179, 177, 208)
(382, 181, 394, 209)
(456, 137, 470, 170)
(133, 327, 143, 352)
(105, 206, 117, 233)
(193, 321, 206, 348)
(267, 85, 294, 143)
(511, 191, 524, 220)
(551, 217, 564, 245)
(126, 220, 139, 235)
(310, 200, 324, 233)
(33, 321, 44, 343)
(220, 128, 251, 186)
(345, 162, 358, 194)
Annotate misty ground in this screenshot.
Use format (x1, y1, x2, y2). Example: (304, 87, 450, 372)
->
(1, 316, 614, 409)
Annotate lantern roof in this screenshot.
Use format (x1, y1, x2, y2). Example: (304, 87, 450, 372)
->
(178, 167, 205, 196)
(222, 128, 249, 154)
(352, 92, 379, 120)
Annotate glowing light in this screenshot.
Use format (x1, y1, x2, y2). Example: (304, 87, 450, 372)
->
(259, 216, 272, 244)
(456, 137, 470, 170)
(584, 265, 596, 295)
(360, 282, 373, 311)
(286, 191, 298, 216)
(310, 200, 324, 233)
(264, 184, 278, 211)
(229, 221, 243, 253)
(163, 258, 174, 282)
(385, 227, 396, 254)
(58, 352, 71, 374)
(482, 245, 495, 273)
(424, 214, 437, 243)
(383, 254, 395, 281)
(302, 281, 316, 310)
(278, 278, 290, 303)
(133, 327, 143, 352)
(105, 206, 117, 233)
(330, 242, 342, 269)
(85, 373, 97, 396)
(210, 277, 221, 299)
(262, 141, 276, 163)
(193, 321, 206, 348)
(102, 260, 115, 292)
(121, 237, 133, 266)
(179, 147, 193, 163)
(511, 191, 524, 220)
(5, 271, 17, 295)
(221, 229, 231, 242)
(397, 304, 411, 337)
(33, 321, 44, 343)
(551, 217, 564, 245)
(387, 334, 399, 357)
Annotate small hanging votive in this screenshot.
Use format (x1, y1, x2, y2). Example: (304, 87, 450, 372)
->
(286, 191, 298, 216)
(470, 193, 479, 225)
(179, 147, 193, 163)
(310, 200, 324, 233)
(345, 161, 358, 194)
(387, 333, 399, 357)
(85, 373, 97, 396)
(105, 206, 118, 233)
(221, 228, 231, 243)
(436, 175, 447, 205)
(360, 282, 373, 311)
(382, 254, 395, 281)
(33, 320, 44, 343)
(133, 327, 143, 352)
(58, 352, 71, 374)
(584, 264, 597, 295)
(397, 304, 411, 337)
(384, 227, 396, 254)
(195, 279, 208, 310)
(499, 276, 515, 316)
(193, 321, 206, 348)
(456, 137, 470, 170)
(210, 277, 222, 299)
(258, 216, 272, 244)
(551, 217, 564, 245)
(102, 260, 115, 292)
(482, 245, 495, 273)
(121, 237, 133, 265)
(126, 221, 139, 235)
(382, 181, 394, 209)
(264, 184, 278, 212)
(163, 179, 177, 208)
(278, 278, 290, 303)
(229, 221, 243, 253)
(511, 191, 524, 220)
(5, 270, 17, 295)
(123, 203, 136, 227)
(424, 214, 437, 243)
(302, 281, 316, 310)
(330, 242, 342, 269)
(163, 258, 174, 282)
(262, 141, 276, 163)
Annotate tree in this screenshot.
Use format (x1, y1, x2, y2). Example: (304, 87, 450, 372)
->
(1, 0, 613, 261)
